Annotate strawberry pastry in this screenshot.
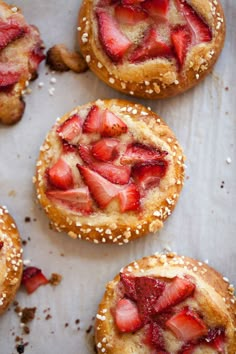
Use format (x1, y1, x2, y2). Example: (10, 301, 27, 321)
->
(34, 99, 184, 244)
(0, 0, 45, 124)
(95, 253, 236, 353)
(0, 206, 23, 315)
(78, 0, 225, 98)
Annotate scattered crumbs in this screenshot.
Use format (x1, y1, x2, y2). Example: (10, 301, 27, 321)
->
(65, 322, 69, 328)
(38, 82, 44, 88)
(86, 325, 93, 334)
(16, 343, 28, 354)
(22, 240, 27, 246)
(225, 86, 229, 91)
(45, 314, 52, 320)
(27, 237, 31, 241)
(23, 326, 30, 335)
(8, 190, 16, 197)
(49, 273, 62, 286)
(24, 217, 31, 223)
(220, 181, 225, 189)
(226, 157, 232, 164)
(60, 253, 65, 257)
(186, 176, 190, 180)
(75, 319, 80, 325)
(21, 307, 36, 324)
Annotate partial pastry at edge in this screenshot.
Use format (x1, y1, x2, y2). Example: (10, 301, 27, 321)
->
(34, 99, 184, 244)
(95, 253, 236, 353)
(78, 0, 225, 99)
(0, 0, 45, 125)
(0, 206, 23, 315)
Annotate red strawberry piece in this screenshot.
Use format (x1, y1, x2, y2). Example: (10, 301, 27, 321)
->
(115, 298, 142, 333)
(154, 276, 195, 313)
(91, 138, 119, 162)
(114, 5, 148, 25)
(118, 183, 140, 211)
(46, 187, 93, 213)
(171, 26, 191, 67)
(82, 105, 103, 134)
(130, 27, 172, 63)
(120, 273, 137, 301)
(78, 144, 94, 164)
(57, 114, 82, 145)
(135, 277, 165, 323)
(96, 9, 132, 62)
(178, 343, 196, 354)
(132, 160, 168, 190)
(21, 266, 48, 294)
(78, 144, 131, 184)
(48, 158, 74, 190)
(29, 44, 46, 71)
(77, 165, 121, 208)
(203, 328, 225, 352)
(0, 70, 20, 88)
(145, 322, 166, 351)
(176, 0, 212, 43)
(120, 143, 168, 165)
(101, 109, 128, 137)
(166, 307, 208, 342)
(62, 141, 78, 153)
(91, 163, 131, 185)
(0, 18, 26, 50)
(143, 0, 169, 17)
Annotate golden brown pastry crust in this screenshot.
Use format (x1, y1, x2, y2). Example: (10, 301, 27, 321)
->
(0, 0, 45, 125)
(78, 0, 225, 99)
(34, 99, 185, 244)
(0, 206, 23, 315)
(95, 253, 236, 354)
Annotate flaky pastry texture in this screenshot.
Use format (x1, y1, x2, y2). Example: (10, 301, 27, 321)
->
(78, 0, 225, 99)
(34, 99, 184, 244)
(0, 206, 23, 315)
(95, 253, 236, 354)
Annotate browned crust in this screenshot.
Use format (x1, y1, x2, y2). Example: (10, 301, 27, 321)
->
(34, 98, 185, 244)
(95, 253, 236, 354)
(78, 0, 226, 99)
(0, 206, 23, 315)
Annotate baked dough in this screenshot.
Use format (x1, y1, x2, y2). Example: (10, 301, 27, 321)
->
(34, 99, 184, 244)
(78, 0, 225, 98)
(0, 206, 23, 315)
(0, 0, 45, 124)
(95, 253, 236, 353)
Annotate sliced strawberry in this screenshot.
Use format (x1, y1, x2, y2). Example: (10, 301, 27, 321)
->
(132, 161, 168, 190)
(101, 109, 127, 137)
(134, 277, 165, 323)
(166, 308, 208, 342)
(29, 44, 46, 71)
(154, 276, 195, 313)
(77, 165, 121, 208)
(145, 322, 166, 351)
(203, 328, 225, 352)
(92, 163, 131, 185)
(130, 27, 172, 63)
(96, 9, 132, 62)
(79, 144, 131, 184)
(0, 18, 26, 50)
(91, 138, 120, 162)
(114, 5, 148, 25)
(120, 143, 168, 165)
(0, 71, 20, 88)
(143, 0, 169, 17)
(177, 0, 212, 43)
(178, 343, 196, 354)
(115, 298, 142, 333)
(171, 26, 191, 67)
(46, 187, 93, 213)
(82, 105, 103, 134)
(48, 158, 74, 190)
(21, 266, 48, 294)
(118, 183, 140, 211)
(120, 273, 137, 301)
(57, 114, 82, 145)
(62, 141, 78, 154)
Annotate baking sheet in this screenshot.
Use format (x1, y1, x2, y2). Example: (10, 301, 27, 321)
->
(0, 0, 235, 353)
